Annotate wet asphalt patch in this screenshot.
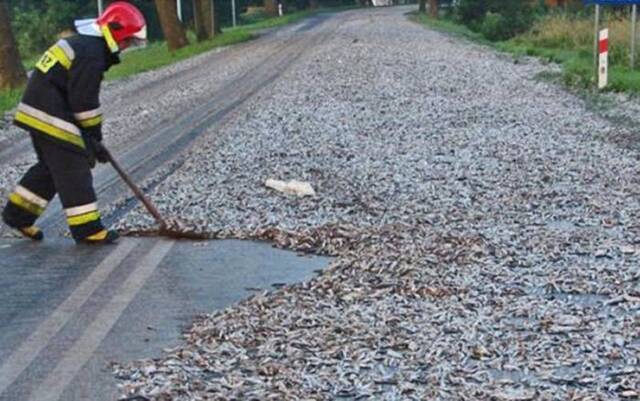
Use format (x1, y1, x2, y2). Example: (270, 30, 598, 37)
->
(0, 238, 330, 401)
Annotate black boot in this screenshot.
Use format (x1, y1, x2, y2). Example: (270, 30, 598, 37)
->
(2, 212, 44, 241)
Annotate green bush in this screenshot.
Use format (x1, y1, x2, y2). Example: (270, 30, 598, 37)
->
(455, 0, 486, 28)
(479, 12, 507, 40)
(454, 0, 535, 41)
(10, 0, 92, 58)
(8, 0, 170, 59)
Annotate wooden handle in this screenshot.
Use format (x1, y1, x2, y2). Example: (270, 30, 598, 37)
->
(102, 146, 167, 228)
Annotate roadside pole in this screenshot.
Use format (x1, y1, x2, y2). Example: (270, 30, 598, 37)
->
(232, 0, 237, 27)
(177, 0, 183, 22)
(632, 5, 637, 69)
(593, 4, 600, 81)
(97, 0, 103, 15)
(599, 28, 609, 89)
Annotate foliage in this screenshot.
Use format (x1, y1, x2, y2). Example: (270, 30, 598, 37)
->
(454, 0, 486, 28)
(414, 8, 640, 93)
(9, 0, 93, 58)
(516, 12, 637, 67)
(106, 30, 254, 80)
(7, 0, 169, 59)
(454, 0, 535, 41)
(508, 11, 640, 91)
(410, 12, 487, 42)
(0, 90, 22, 116)
(479, 12, 508, 41)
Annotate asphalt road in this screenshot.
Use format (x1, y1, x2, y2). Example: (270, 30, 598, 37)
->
(0, 238, 328, 401)
(0, 11, 340, 401)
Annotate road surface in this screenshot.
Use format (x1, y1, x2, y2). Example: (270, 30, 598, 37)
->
(0, 10, 339, 401)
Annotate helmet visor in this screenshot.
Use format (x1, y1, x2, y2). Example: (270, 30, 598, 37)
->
(133, 25, 147, 41)
(120, 25, 147, 50)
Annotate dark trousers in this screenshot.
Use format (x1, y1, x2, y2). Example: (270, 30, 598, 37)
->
(2, 133, 105, 240)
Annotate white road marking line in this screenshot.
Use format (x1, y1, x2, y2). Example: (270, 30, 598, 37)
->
(28, 240, 175, 401)
(0, 239, 139, 395)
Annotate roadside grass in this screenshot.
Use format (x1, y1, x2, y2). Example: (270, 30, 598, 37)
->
(105, 29, 254, 80)
(410, 13, 488, 43)
(1, 7, 350, 116)
(410, 11, 640, 94)
(110, 5, 352, 81)
(231, 8, 315, 31)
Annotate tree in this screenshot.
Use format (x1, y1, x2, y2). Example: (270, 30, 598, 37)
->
(429, 0, 437, 18)
(418, 0, 426, 13)
(194, 0, 216, 41)
(0, 1, 26, 90)
(155, 0, 189, 51)
(193, 0, 206, 42)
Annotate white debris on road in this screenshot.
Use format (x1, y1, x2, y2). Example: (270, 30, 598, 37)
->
(265, 178, 316, 197)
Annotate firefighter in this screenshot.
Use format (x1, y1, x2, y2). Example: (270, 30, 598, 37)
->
(1, 2, 147, 244)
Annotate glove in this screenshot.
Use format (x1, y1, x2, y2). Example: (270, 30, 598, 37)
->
(87, 137, 110, 165)
(86, 147, 96, 169)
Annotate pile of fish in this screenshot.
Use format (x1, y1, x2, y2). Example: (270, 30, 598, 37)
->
(113, 7, 639, 400)
(3, 6, 637, 400)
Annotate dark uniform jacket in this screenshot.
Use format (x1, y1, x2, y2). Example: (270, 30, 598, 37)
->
(14, 34, 119, 153)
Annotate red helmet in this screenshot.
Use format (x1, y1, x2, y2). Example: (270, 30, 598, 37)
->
(97, 2, 147, 51)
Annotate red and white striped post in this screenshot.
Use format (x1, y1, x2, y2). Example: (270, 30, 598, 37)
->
(599, 28, 609, 89)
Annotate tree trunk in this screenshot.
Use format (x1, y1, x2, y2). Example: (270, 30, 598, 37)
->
(309, 0, 319, 9)
(194, 0, 215, 41)
(429, 0, 438, 18)
(264, 0, 278, 16)
(418, 0, 426, 14)
(193, 0, 208, 41)
(0, 1, 26, 90)
(155, 0, 189, 51)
